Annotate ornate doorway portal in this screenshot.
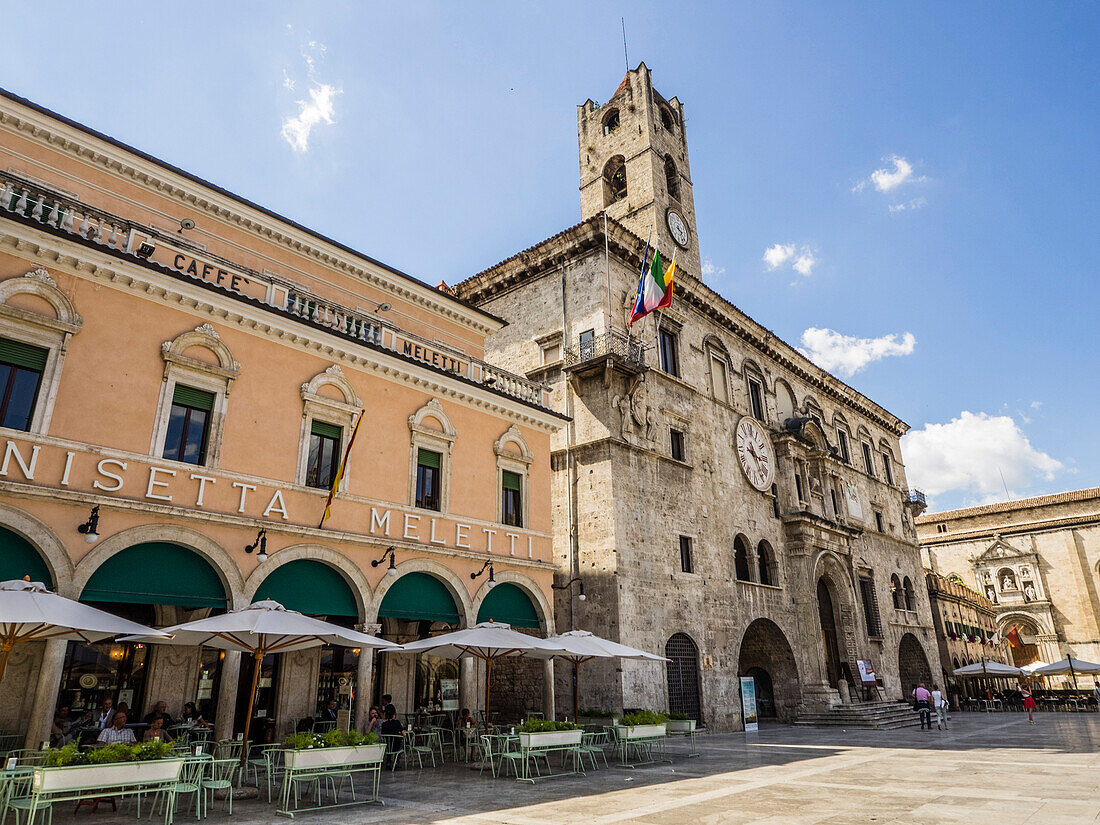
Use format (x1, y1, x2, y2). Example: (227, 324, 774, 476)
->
(817, 578, 843, 688)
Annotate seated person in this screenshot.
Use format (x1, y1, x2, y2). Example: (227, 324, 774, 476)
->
(144, 715, 173, 743)
(296, 716, 315, 733)
(97, 711, 137, 745)
(457, 708, 475, 729)
(365, 706, 381, 734)
(51, 706, 75, 747)
(320, 700, 339, 723)
(144, 700, 173, 727)
(180, 701, 210, 727)
(379, 708, 404, 753)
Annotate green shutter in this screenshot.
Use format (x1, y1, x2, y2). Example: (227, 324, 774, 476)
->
(378, 572, 459, 623)
(81, 542, 226, 608)
(0, 526, 53, 586)
(477, 583, 541, 629)
(311, 420, 342, 440)
(417, 449, 441, 470)
(253, 560, 358, 617)
(172, 384, 215, 411)
(502, 470, 522, 492)
(0, 337, 48, 371)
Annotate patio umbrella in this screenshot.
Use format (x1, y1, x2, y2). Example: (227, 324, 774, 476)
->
(535, 630, 668, 718)
(387, 621, 569, 726)
(952, 660, 1027, 677)
(1032, 656, 1100, 690)
(122, 599, 397, 766)
(0, 579, 168, 682)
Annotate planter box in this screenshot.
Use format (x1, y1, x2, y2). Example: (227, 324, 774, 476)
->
(518, 730, 583, 748)
(616, 724, 666, 740)
(578, 716, 616, 728)
(283, 743, 385, 770)
(667, 719, 696, 732)
(34, 758, 183, 792)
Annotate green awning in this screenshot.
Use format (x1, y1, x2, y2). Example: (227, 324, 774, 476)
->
(253, 560, 358, 617)
(0, 526, 52, 586)
(477, 583, 540, 629)
(81, 542, 226, 608)
(172, 384, 214, 411)
(378, 572, 459, 623)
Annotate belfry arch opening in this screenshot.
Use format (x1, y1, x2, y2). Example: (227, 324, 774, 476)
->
(603, 156, 627, 205)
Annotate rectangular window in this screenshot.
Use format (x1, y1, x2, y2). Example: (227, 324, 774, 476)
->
(862, 442, 876, 477)
(0, 337, 47, 432)
(747, 378, 764, 420)
(711, 357, 728, 403)
(830, 488, 841, 518)
(874, 511, 885, 532)
(578, 329, 595, 360)
(163, 385, 214, 465)
(306, 420, 342, 489)
(415, 448, 442, 510)
(794, 473, 804, 502)
(679, 535, 693, 574)
(541, 342, 561, 364)
(859, 576, 883, 637)
(658, 329, 679, 377)
(837, 429, 850, 463)
(669, 428, 685, 462)
(882, 452, 894, 485)
(502, 470, 523, 527)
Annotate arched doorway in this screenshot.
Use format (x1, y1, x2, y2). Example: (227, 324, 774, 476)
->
(251, 559, 362, 733)
(68, 542, 228, 730)
(816, 578, 843, 688)
(898, 633, 933, 696)
(476, 583, 544, 722)
(738, 618, 800, 721)
(665, 633, 702, 724)
(1000, 618, 1041, 668)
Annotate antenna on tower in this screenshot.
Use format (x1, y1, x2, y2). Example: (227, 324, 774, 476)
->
(621, 17, 629, 71)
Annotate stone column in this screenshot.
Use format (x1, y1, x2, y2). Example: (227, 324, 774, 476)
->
(24, 638, 66, 749)
(355, 650, 374, 731)
(543, 659, 556, 720)
(460, 657, 478, 715)
(214, 650, 241, 739)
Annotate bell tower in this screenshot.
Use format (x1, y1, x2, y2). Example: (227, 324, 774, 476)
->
(578, 62, 702, 280)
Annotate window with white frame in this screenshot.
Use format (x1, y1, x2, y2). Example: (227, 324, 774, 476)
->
(409, 399, 456, 513)
(495, 425, 533, 529)
(710, 355, 729, 403)
(297, 365, 361, 491)
(746, 375, 765, 420)
(151, 324, 239, 469)
(881, 449, 895, 485)
(862, 441, 876, 477)
(0, 269, 82, 435)
(836, 428, 851, 464)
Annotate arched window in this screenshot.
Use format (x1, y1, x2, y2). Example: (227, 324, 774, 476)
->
(665, 155, 680, 201)
(602, 108, 620, 135)
(775, 380, 796, 425)
(603, 156, 627, 205)
(902, 576, 915, 610)
(665, 632, 701, 723)
(890, 574, 902, 609)
(659, 105, 675, 133)
(734, 534, 753, 581)
(757, 540, 776, 586)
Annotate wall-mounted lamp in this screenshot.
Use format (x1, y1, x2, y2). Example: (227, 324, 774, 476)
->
(375, 302, 391, 313)
(371, 546, 398, 577)
(77, 505, 100, 544)
(552, 576, 586, 601)
(245, 528, 268, 562)
(471, 559, 496, 589)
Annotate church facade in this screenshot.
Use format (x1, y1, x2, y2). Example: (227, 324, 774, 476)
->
(455, 64, 940, 728)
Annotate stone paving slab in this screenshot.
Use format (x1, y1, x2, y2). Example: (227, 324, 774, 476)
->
(38, 713, 1100, 825)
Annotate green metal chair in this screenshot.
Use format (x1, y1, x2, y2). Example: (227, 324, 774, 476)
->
(260, 747, 285, 803)
(382, 735, 407, 771)
(406, 732, 437, 769)
(200, 758, 238, 816)
(580, 730, 609, 770)
(151, 753, 209, 821)
(4, 770, 47, 825)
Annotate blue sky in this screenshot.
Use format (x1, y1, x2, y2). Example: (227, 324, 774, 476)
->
(2, 2, 1096, 511)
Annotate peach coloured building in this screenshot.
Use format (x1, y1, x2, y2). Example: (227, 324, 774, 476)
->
(0, 88, 564, 748)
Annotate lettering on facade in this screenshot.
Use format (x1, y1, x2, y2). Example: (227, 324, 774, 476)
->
(401, 341, 463, 374)
(171, 253, 251, 294)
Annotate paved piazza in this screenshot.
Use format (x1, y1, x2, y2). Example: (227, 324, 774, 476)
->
(47, 715, 1100, 825)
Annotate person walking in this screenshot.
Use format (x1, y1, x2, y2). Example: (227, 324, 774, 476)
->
(912, 683, 932, 730)
(931, 683, 948, 730)
(1022, 686, 1037, 724)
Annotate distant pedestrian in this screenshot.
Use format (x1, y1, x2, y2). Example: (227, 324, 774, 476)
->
(931, 683, 948, 730)
(1022, 687, 1037, 724)
(912, 683, 932, 730)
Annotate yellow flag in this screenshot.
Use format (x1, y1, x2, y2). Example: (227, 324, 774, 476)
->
(318, 413, 362, 528)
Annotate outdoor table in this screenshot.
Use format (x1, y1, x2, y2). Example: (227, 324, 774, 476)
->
(980, 699, 1002, 712)
(19, 759, 183, 825)
(456, 726, 482, 762)
(666, 726, 700, 757)
(515, 736, 584, 783)
(276, 751, 383, 818)
(610, 727, 672, 769)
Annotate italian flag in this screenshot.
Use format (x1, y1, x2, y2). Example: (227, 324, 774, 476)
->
(628, 245, 675, 326)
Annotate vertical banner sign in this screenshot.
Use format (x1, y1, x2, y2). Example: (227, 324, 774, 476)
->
(740, 676, 758, 732)
(441, 678, 459, 712)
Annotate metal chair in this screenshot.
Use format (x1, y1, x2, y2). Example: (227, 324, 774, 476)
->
(580, 730, 609, 770)
(382, 735, 407, 771)
(152, 753, 209, 821)
(406, 731, 437, 769)
(200, 758, 238, 816)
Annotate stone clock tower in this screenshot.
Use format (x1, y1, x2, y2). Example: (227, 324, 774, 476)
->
(578, 62, 702, 279)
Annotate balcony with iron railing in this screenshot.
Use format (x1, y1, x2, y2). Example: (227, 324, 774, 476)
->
(907, 488, 927, 516)
(0, 171, 553, 411)
(563, 330, 647, 373)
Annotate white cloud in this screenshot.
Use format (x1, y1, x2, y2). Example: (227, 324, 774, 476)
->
(281, 84, 339, 152)
(797, 327, 916, 377)
(1030, 400, 1043, 409)
(701, 258, 725, 278)
(888, 197, 927, 213)
(282, 69, 295, 91)
(764, 243, 817, 276)
(871, 155, 915, 192)
(901, 411, 1062, 504)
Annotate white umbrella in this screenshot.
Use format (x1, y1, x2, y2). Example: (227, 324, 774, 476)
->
(1032, 656, 1100, 690)
(1022, 661, 1049, 673)
(386, 621, 569, 724)
(0, 579, 168, 682)
(534, 630, 668, 717)
(952, 660, 1027, 677)
(124, 599, 397, 764)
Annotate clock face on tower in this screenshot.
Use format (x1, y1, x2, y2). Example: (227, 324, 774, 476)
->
(735, 416, 776, 492)
(666, 208, 689, 249)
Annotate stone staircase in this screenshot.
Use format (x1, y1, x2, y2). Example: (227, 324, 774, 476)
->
(794, 700, 922, 730)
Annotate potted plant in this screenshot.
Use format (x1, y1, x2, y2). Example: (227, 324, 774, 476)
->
(576, 707, 618, 727)
(615, 710, 668, 740)
(35, 741, 182, 793)
(516, 719, 582, 748)
(666, 711, 696, 732)
(281, 729, 385, 770)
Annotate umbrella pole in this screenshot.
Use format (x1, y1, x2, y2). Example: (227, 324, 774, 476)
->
(573, 661, 579, 720)
(1069, 657, 1078, 692)
(0, 634, 15, 683)
(240, 650, 263, 774)
(484, 656, 492, 729)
